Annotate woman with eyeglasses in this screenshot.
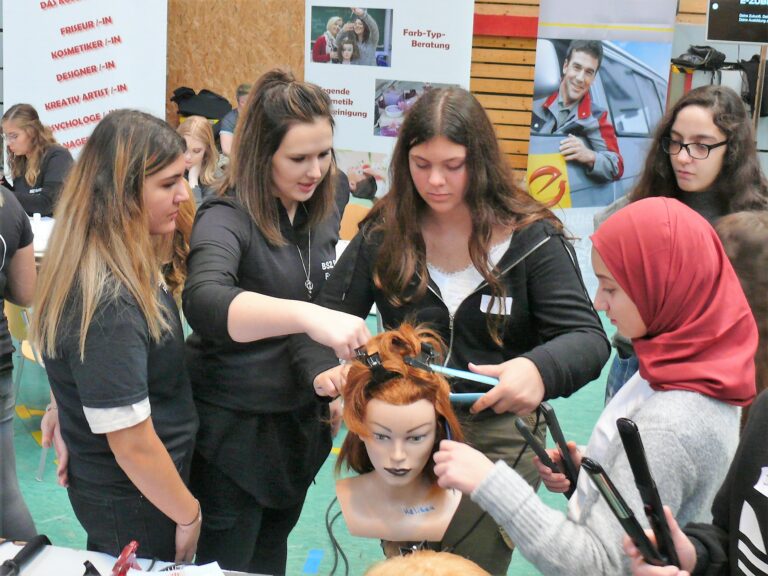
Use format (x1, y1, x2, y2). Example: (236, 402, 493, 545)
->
(1, 103, 74, 217)
(596, 85, 768, 404)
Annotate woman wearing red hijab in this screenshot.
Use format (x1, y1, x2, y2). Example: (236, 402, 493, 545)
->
(433, 197, 757, 575)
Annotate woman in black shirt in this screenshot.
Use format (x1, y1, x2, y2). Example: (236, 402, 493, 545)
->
(1, 103, 73, 216)
(0, 188, 36, 540)
(183, 69, 370, 575)
(32, 110, 201, 562)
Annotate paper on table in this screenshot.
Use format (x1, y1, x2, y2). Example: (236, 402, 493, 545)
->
(127, 563, 224, 575)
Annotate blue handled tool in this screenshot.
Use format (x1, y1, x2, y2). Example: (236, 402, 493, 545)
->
(428, 364, 499, 387)
(448, 392, 484, 404)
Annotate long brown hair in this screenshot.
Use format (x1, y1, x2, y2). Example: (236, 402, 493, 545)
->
(176, 115, 220, 187)
(716, 211, 768, 425)
(155, 182, 196, 300)
(32, 110, 186, 359)
(368, 87, 560, 343)
(336, 324, 463, 483)
(2, 103, 59, 187)
(220, 68, 337, 246)
(629, 85, 768, 212)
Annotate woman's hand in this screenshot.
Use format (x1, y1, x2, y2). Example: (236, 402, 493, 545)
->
(41, 405, 69, 487)
(342, 22, 355, 32)
(175, 503, 202, 564)
(351, 7, 365, 16)
(330, 50, 338, 61)
(624, 507, 696, 575)
(305, 307, 370, 360)
(468, 357, 545, 415)
(313, 364, 349, 398)
(534, 441, 581, 493)
(433, 440, 495, 494)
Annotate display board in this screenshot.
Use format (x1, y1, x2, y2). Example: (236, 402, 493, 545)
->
(3, 0, 168, 156)
(305, 1, 475, 197)
(707, 0, 768, 44)
(529, 0, 677, 295)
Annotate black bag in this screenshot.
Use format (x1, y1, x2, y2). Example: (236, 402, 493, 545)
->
(170, 86, 232, 121)
(671, 45, 726, 71)
(739, 55, 768, 117)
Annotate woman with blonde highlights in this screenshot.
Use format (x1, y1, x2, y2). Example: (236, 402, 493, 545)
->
(32, 110, 200, 563)
(182, 68, 369, 574)
(335, 324, 512, 573)
(176, 115, 221, 205)
(1, 103, 73, 216)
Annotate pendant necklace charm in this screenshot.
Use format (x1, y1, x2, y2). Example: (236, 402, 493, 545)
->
(297, 227, 313, 300)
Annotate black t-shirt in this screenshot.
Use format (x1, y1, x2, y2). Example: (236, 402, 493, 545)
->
(44, 284, 198, 492)
(9, 145, 74, 216)
(0, 187, 34, 372)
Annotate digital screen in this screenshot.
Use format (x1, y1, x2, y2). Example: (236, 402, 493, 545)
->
(707, 0, 768, 44)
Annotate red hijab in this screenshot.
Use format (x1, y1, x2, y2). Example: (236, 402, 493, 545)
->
(592, 197, 756, 406)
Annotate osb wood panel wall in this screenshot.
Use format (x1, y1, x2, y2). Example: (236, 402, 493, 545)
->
(166, 0, 304, 124)
(166, 0, 540, 174)
(677, 0, 707, 24)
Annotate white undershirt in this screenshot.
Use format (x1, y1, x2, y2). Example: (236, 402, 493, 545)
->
(83, 398, 151, 434)
(427, 235, 512, 316)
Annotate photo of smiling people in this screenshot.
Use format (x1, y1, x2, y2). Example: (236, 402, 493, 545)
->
(527, 38, 670, 208)
(373, 80, 456, 137)
(310, 6, 393, 67)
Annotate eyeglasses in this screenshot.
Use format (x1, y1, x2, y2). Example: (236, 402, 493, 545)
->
(661, 137, 727, 160)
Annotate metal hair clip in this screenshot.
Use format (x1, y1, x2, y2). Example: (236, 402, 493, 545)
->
(354, 347, 400, 385)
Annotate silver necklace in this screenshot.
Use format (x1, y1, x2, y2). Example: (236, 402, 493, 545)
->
(296, 228, 313, 299)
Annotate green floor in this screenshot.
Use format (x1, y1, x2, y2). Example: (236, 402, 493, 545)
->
(12, 314, 614, 575)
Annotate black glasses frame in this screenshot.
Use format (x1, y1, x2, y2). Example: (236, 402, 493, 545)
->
(661, 136, 727, 160)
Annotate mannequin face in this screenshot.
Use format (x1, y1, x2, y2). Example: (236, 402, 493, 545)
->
(362, 399, 437, 487)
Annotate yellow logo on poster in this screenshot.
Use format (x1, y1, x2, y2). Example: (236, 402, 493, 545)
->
(527, 154, 571, 209)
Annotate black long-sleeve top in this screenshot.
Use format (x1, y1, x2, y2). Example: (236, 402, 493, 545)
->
(685, 390, 768, 575)
(182, 193, 343, 413)
(7, 145, 73, 216)
(293, 218, 610, 401)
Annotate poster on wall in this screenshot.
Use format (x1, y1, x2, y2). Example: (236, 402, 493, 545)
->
(528, 0, 677, 295)
(3, 0, 168, 156)
(707, 0, 768, 45)
(305, 1, 475, 199)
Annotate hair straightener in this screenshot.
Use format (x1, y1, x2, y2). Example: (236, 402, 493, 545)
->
(540, 402, 578, 498)
(580, 457, 667, 566)
(616, 417, 679, 567)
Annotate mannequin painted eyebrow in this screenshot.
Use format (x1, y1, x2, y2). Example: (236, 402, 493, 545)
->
(370, 421, 434, 433)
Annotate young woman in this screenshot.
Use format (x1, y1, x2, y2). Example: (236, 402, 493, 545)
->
(1, 103, 74, 216)
(31, 110, 201, 563)
(599, 85, 768, 403)
(0, 189, 36, 540)
(434, 197, 756, 575)
(336, 7, 379, 66)
(335, 324, 511, 574)
(625, 211, 768, 576)
(181, 68, 370, 574)
(301, 86, 609, 572)
(312, 15, 343, 63)
(176, 115, 222, 206)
